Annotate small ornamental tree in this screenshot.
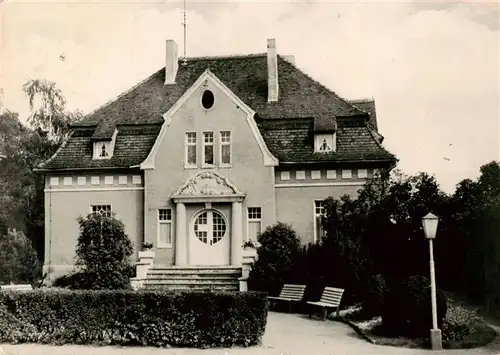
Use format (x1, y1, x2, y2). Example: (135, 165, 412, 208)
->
(247, 222, 301, 295)
(74, 213, 133, 289)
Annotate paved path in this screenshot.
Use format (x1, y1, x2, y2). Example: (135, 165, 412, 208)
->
(2, 312, 500, 355)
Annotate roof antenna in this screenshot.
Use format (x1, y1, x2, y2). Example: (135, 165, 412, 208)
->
(182, 0, 187, 65)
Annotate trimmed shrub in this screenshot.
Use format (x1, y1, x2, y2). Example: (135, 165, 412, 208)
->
(59, 213, 134, 290)
(247, 223, 301, 295)
(382, 275, 447, 338)
(0, 289, 268, 347)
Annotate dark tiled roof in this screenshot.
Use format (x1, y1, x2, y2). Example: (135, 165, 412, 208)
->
(260, 117, 395, 163)
(75, 55, 363, 137)
(39, 125, 161, 170)
(41, 53, 396, 170)
(349, 99, 378, 130)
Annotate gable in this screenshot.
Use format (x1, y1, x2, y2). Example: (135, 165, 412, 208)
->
(140, 69, 278, 169)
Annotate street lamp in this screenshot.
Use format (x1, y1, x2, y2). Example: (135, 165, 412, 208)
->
(422, 212, 442, 351)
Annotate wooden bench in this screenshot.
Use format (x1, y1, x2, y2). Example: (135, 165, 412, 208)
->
(0, 284, 33, 291)
(308, 286, 344, 319)
(268, 284, 306, 313)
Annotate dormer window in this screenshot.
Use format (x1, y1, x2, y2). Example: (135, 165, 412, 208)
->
(314, 133, 336, 153)
(99, 143, 109, 157)
(93, 129, 118, 160)
(93, 141, 112, 159)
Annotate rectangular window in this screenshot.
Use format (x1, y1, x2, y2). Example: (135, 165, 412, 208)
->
(314, 133, 335, 152)
(311, 170, 321, 180)
(104, 176, 114, 185)
(93, 141, 112, 159)
(247, 207, 262, 243)
(326, 170, 337, 179)
(158, 208, 172, 247)
(203, 132, 214, 166)
(63, 177, 73, 186)
(91, 205, 112, 217)
(77, 176, 86, 185)
(185, 132, 197, 167)
(220, 131, 231, 165)
(280, 171, 290, 181)
(314, 200, 326, 242)
(358, 169, 368, 179)
(342, 169, 352, 179)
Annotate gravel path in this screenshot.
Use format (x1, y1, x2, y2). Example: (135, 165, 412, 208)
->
(1, 312, 500, 355)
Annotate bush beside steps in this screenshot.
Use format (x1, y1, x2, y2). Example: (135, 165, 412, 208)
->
(0, 289, 268, 348)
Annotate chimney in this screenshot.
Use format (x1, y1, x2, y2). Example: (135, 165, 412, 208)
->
(267, 38, 279, 103)
(283, 55, 295, 66)
(165, 40, 179, 85)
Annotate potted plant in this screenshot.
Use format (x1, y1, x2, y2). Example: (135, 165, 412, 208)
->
(242, 240, 259, 258)
(138, 242, 155, 260)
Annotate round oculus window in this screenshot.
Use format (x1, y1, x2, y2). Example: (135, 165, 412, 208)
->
(201, 90, 215, 110)
(193, 210, 226, 245)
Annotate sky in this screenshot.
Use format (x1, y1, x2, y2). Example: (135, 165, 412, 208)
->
(0, 0, 498, 193)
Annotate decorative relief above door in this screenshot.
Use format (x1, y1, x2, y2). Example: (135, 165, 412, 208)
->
(174, 171, 245, 197)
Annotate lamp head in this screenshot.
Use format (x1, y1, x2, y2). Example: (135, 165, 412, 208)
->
(422, 212, 439, 239)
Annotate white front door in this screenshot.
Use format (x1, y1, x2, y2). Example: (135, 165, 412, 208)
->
(190, 209, 230, 265)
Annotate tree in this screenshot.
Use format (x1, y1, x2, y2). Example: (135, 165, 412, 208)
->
(73, 213, 134, 289)
(0, 228, 41, 285)
(248, 223, 301, 295)
(22, 79, 82, 142)
(451, 162, 500, 306)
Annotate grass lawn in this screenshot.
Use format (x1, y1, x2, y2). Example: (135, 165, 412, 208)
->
(338, 298, 498, 350)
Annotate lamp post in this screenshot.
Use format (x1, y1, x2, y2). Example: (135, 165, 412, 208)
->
(422, 212, 442, 351)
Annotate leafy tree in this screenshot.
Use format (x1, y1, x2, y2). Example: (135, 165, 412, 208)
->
(73, 213, 134, 289)
(22, 79, 82, 142)
(0, 81, 83, 264)
(451, 162, 500, 307)
(0, 228, 41, 285)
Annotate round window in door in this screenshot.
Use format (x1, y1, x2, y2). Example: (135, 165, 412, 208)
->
(193, 210, 227, 245)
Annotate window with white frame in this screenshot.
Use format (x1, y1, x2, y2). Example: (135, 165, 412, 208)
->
(203, 132, 214, 166)
(220, 131, 231, 165)
(158, 209, 172, 247)
(314, 133, 336, 153)
(185, 132, 197, 167)
(91, 205, 112, 217)
(247, 207, 262, 242)
(314, 200, 326, 242)
(93, 141, 111, 159)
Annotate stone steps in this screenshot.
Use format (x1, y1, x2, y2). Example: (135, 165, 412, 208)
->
(143, 265, 242, 292)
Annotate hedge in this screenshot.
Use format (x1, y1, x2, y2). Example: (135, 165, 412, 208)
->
(0, 289, 268, 348)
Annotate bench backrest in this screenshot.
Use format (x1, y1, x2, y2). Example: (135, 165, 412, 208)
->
(279, 284, 306, 301)
(0, 284, 33, 291)
(319, 286, 344, 306)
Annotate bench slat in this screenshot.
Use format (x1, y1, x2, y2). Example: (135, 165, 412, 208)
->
(317, 287, 345, 306)
(270, 284, 306, 301)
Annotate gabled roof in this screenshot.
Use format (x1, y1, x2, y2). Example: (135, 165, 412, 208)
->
(39, 53, 396, 171)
